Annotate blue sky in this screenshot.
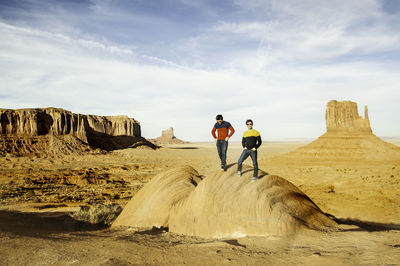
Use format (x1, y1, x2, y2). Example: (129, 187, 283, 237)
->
(0, 0, 399, 141)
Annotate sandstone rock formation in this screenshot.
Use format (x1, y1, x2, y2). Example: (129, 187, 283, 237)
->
(151, 127, 186, 145)
(113, 166, 201, 228)
(0, 108, 154, 155)
(326, 100, 371, 132)
(0, 107, 141, 139)
(271, 100, 400, 162)
(112, 165, 337, 238)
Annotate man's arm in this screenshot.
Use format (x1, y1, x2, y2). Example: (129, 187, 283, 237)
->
(256, 135, 262, 149)
(228, 125, 235, 138)
(224, 124, 235, 141)
(211, 126, 217, 139)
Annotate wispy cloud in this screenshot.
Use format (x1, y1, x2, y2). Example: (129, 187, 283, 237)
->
(209, 0, 400, 68)
(0, 21, 273, 140)
(0, 0, 399, 141)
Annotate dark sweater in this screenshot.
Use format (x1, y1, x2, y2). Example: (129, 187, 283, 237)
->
(242, 129, 262, 149)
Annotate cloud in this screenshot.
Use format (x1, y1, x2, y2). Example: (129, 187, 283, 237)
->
(0, 22, 274, 140)
(0, 1, 399, 141)
(210, 0, 400, 70)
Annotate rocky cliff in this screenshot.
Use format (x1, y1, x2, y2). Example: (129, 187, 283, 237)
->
(0, 108, 141, 139)
(0, 108, 154, 155)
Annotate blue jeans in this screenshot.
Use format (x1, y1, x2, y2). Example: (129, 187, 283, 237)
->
(216, 140, 228, 168)
(237, 149, 258, 177)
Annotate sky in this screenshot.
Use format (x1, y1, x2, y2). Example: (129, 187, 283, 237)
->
(0, 0, 399, 141)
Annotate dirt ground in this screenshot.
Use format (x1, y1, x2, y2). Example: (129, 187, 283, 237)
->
(1, 141, 400, 265)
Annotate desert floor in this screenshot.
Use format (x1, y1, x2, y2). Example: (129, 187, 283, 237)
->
(1, 141, 400, 265)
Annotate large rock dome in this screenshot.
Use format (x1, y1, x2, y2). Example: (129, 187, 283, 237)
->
(113, 165, 337, 238)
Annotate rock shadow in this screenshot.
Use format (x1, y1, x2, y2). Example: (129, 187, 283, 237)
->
(330, 216, 400, 232)
(134, 226, 169, 235)
(86, 131, 157, 151)
(223, 239, 247, 248)
(0, 210, 107, 239)
(166, 147, 198, 150)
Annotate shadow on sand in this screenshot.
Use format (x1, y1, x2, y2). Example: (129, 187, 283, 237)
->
(239, 167, 269, 179)
(0, 210, 106, 239)
(327, 215, 400, 232)
(2, 210, 399, 241)
(166, 147, 199, 150)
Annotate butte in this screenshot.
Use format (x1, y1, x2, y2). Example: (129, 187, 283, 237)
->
(271, 100, 400, 163)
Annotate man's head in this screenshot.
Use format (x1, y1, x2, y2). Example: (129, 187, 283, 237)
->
(246, 119, 253, 129)
(216, 114, 223, 124)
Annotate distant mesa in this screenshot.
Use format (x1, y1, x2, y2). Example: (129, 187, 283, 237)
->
(272, 100, 400, 162)
(150, 127, 187, 145)
(112, 165, 337, 238)
(0, 107, 156, 156)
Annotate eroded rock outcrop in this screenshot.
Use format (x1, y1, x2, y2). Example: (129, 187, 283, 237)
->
(326, 100, 371, 132)
(151, 127, 186, 145)
(0, 108, 140, 139)
(112, 165, 337, 238)
(271, 100, 400, 162)
(0, 108, 154, 155)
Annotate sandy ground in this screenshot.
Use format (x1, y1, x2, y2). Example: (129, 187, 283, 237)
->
(1, 141, 400, 265)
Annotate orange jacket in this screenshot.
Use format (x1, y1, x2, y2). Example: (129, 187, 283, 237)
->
(211, 121, 235, 140)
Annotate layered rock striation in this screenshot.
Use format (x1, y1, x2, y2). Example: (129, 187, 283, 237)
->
(112, 165, 337, 238)
(0, 108, 141, 139)
(113, 166, 201, 228)
(0, 108, 153, 155)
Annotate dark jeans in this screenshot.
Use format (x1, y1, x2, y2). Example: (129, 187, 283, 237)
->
(237, 149, 258, 177)
(216, 140, 228, 168)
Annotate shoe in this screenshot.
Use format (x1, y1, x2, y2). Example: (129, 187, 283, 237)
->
(237, 171, 242, 176)
(251, 177, 258, 182)
(221, 168, 225, 171)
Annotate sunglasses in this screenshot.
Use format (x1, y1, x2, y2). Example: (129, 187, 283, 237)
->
(246, 123, 252, 125)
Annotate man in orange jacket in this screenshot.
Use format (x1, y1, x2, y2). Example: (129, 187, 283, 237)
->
(211, 114, 235, 171)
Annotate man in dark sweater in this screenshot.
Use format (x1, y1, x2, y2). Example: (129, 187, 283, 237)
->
(211, 114, 235, 171)
(237, 119, 262, 181)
